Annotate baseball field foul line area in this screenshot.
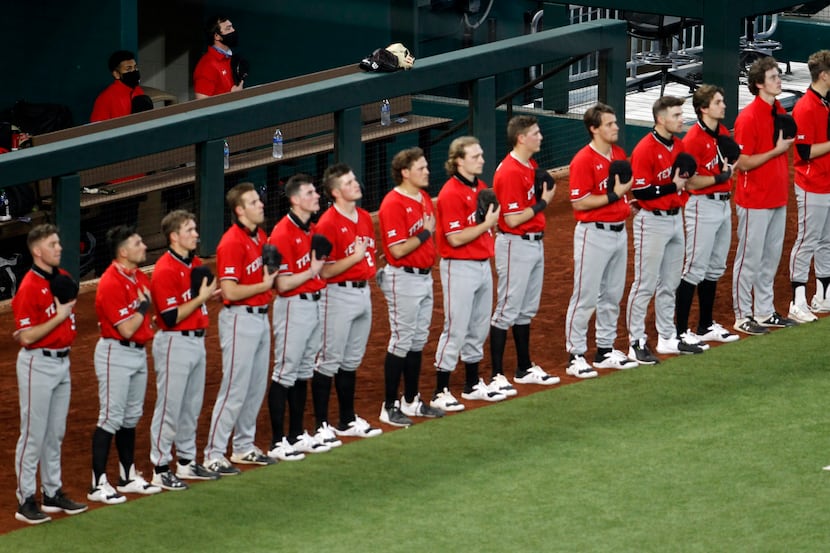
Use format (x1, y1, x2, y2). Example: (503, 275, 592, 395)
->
(2, 319, 828, 552)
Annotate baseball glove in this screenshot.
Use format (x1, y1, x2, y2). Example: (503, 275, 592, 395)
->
(231, 54, 250, 85)
(130, 95, 154, 114)
(311, 234, 333, 259)
(476, 187, 497, 223)
(534, 168, 555, 201)
(672, 152, 697, 179)
(50, 273, 78, 304)
(716, 135, 741, 165)
(608, 159, 633, 185)
(385, 43, 415, 70)
(359, 48, 399, 72)
(773, 113, 797, 143)
(262, 243, 281, 273)
(190, 266, 215, 298)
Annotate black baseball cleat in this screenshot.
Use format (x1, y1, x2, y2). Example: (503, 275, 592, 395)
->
(42, 489, 88, 515)
(15, 496, 52, 525)
(628, 338, 660, 365)
(758, 312, 798, 328)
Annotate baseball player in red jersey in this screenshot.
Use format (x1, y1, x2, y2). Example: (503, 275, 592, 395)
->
(89, 226, 161, 505)
(311, 164, 386, 431)
(148, 210, 220, 491)
(12, 225, 87, 524)
(676, 85, 741, 343)
(435, 137, 505, 407)
(203, 183, 276, 475)
(266, 174, 338, 462)
(565, 104, 637, 378)
(626, 96, 706, 362)
(377, 148, 450, 414)
(789, 50, 830, 319)
(194, 15, 243, 99)
(490, 115, 559, 388)
(90, 50, 146, 122)
(732, 57, 798, 334)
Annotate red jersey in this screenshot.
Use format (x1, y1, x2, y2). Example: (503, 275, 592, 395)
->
(90, 80, 146, 122)
(96, 262, 154, 344)
(315, 205, 377, 283)
(493, 153, 545, 234)
(269, 214, 326, 296)
(12, 267, 76, 349)
(436, 176, 495, 259)
(793, 88, 830, 194)
(631, 132, 689, 211)
(193, 47, 234, 97)
(150, 250, 209, 331)
(734, 95, 789, 208)
(217, 223, 273, 307)
(568, 143, 632, 223)
(683, 121, 733, 196)
(378, 187, 436, 269)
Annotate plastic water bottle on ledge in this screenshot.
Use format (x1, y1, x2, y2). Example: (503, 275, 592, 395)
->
(381, 99, 391, 126)
(223, 139, 230, 170)
(272, 128, 284, 159)
(0, 189, 10, 221)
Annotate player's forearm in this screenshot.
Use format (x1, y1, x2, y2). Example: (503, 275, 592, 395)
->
(808, 141, 830, 160)
(220, 280, 271, 301)
(117, 314, 146, 340)
(174, 297, 207, 323)
(571, 193, 615, 211)
(15, 317, 65, 346)
(320, 253, 362, 280)
(388, 234, 430, 259)
(686, 174, 717, 190)
(738, 150, 782, 171)
(276, 269, 317, 293)
(631, 183, 678, 200)
(446, 224, 488, 247)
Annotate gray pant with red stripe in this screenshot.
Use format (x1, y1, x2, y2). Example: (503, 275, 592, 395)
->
(15, 348, 71, 504)
(204, 306, 270, 462)
(789, 186, 830, 285)
(150, 331, 206, 467)
(316, 284, 371, 377)
(565, 221, 628, 355)
(435, 258, 492, 370)
(733, 205, 786, 320)
(378, 265, 433, 357)
(491, 233, 544, 330)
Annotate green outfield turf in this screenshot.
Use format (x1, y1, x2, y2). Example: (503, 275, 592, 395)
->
(5, 320, 829, 553)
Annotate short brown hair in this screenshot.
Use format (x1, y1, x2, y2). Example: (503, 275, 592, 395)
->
(506, 115, 538, 148)
(692, 84, 726, 118)
(808, 50, 830, 82)
(322, 163, 353, 199)
(746, 56, 780, 96)
(161, 210, 196, 244)
(27, 224, 59, 251)
(583, 103, 615, 139)
(444, 136, 480, 176)
(226, 182, 256, 218)
(652, 95, 684, 123)
(284, 173, 314, 199)
(391, 147, 424, 185)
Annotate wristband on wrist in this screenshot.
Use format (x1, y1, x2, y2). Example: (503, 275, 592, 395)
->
(136, 300, 150, 316)
(607, 190, 620, 204)
(713, 171, 730, 184)
(531, 199, 547, 214)
(416, 229, 431, 243)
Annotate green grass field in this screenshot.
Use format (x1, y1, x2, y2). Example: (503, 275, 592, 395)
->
(5, 320, 830, 552)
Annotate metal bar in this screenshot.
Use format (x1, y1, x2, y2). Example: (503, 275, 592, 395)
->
(54, 174, 80, 279)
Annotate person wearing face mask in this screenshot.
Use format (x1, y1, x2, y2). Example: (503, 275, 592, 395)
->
(194, 15, 244, 99)
(91, 50, 148, 122)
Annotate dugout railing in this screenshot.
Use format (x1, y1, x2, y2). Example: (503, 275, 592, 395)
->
(0, 20, 628, 279)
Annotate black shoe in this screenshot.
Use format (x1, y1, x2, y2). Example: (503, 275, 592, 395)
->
(42, 489, 88, 515)
(758, 312, 798, 328)
(734, 317, 769, 335)
(628, 339, 660, 365)
(15, 495, 52, 525)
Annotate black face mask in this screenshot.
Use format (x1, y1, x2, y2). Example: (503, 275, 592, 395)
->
(120, 70, 141, 89)
(220, 31, 238, 48)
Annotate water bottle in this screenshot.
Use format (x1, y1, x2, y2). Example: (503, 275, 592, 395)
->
(272, 128, 283, 159)
(0, 189, 10, 221)
(380, 99, 391, 126)
(223, 139, 230, 170)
